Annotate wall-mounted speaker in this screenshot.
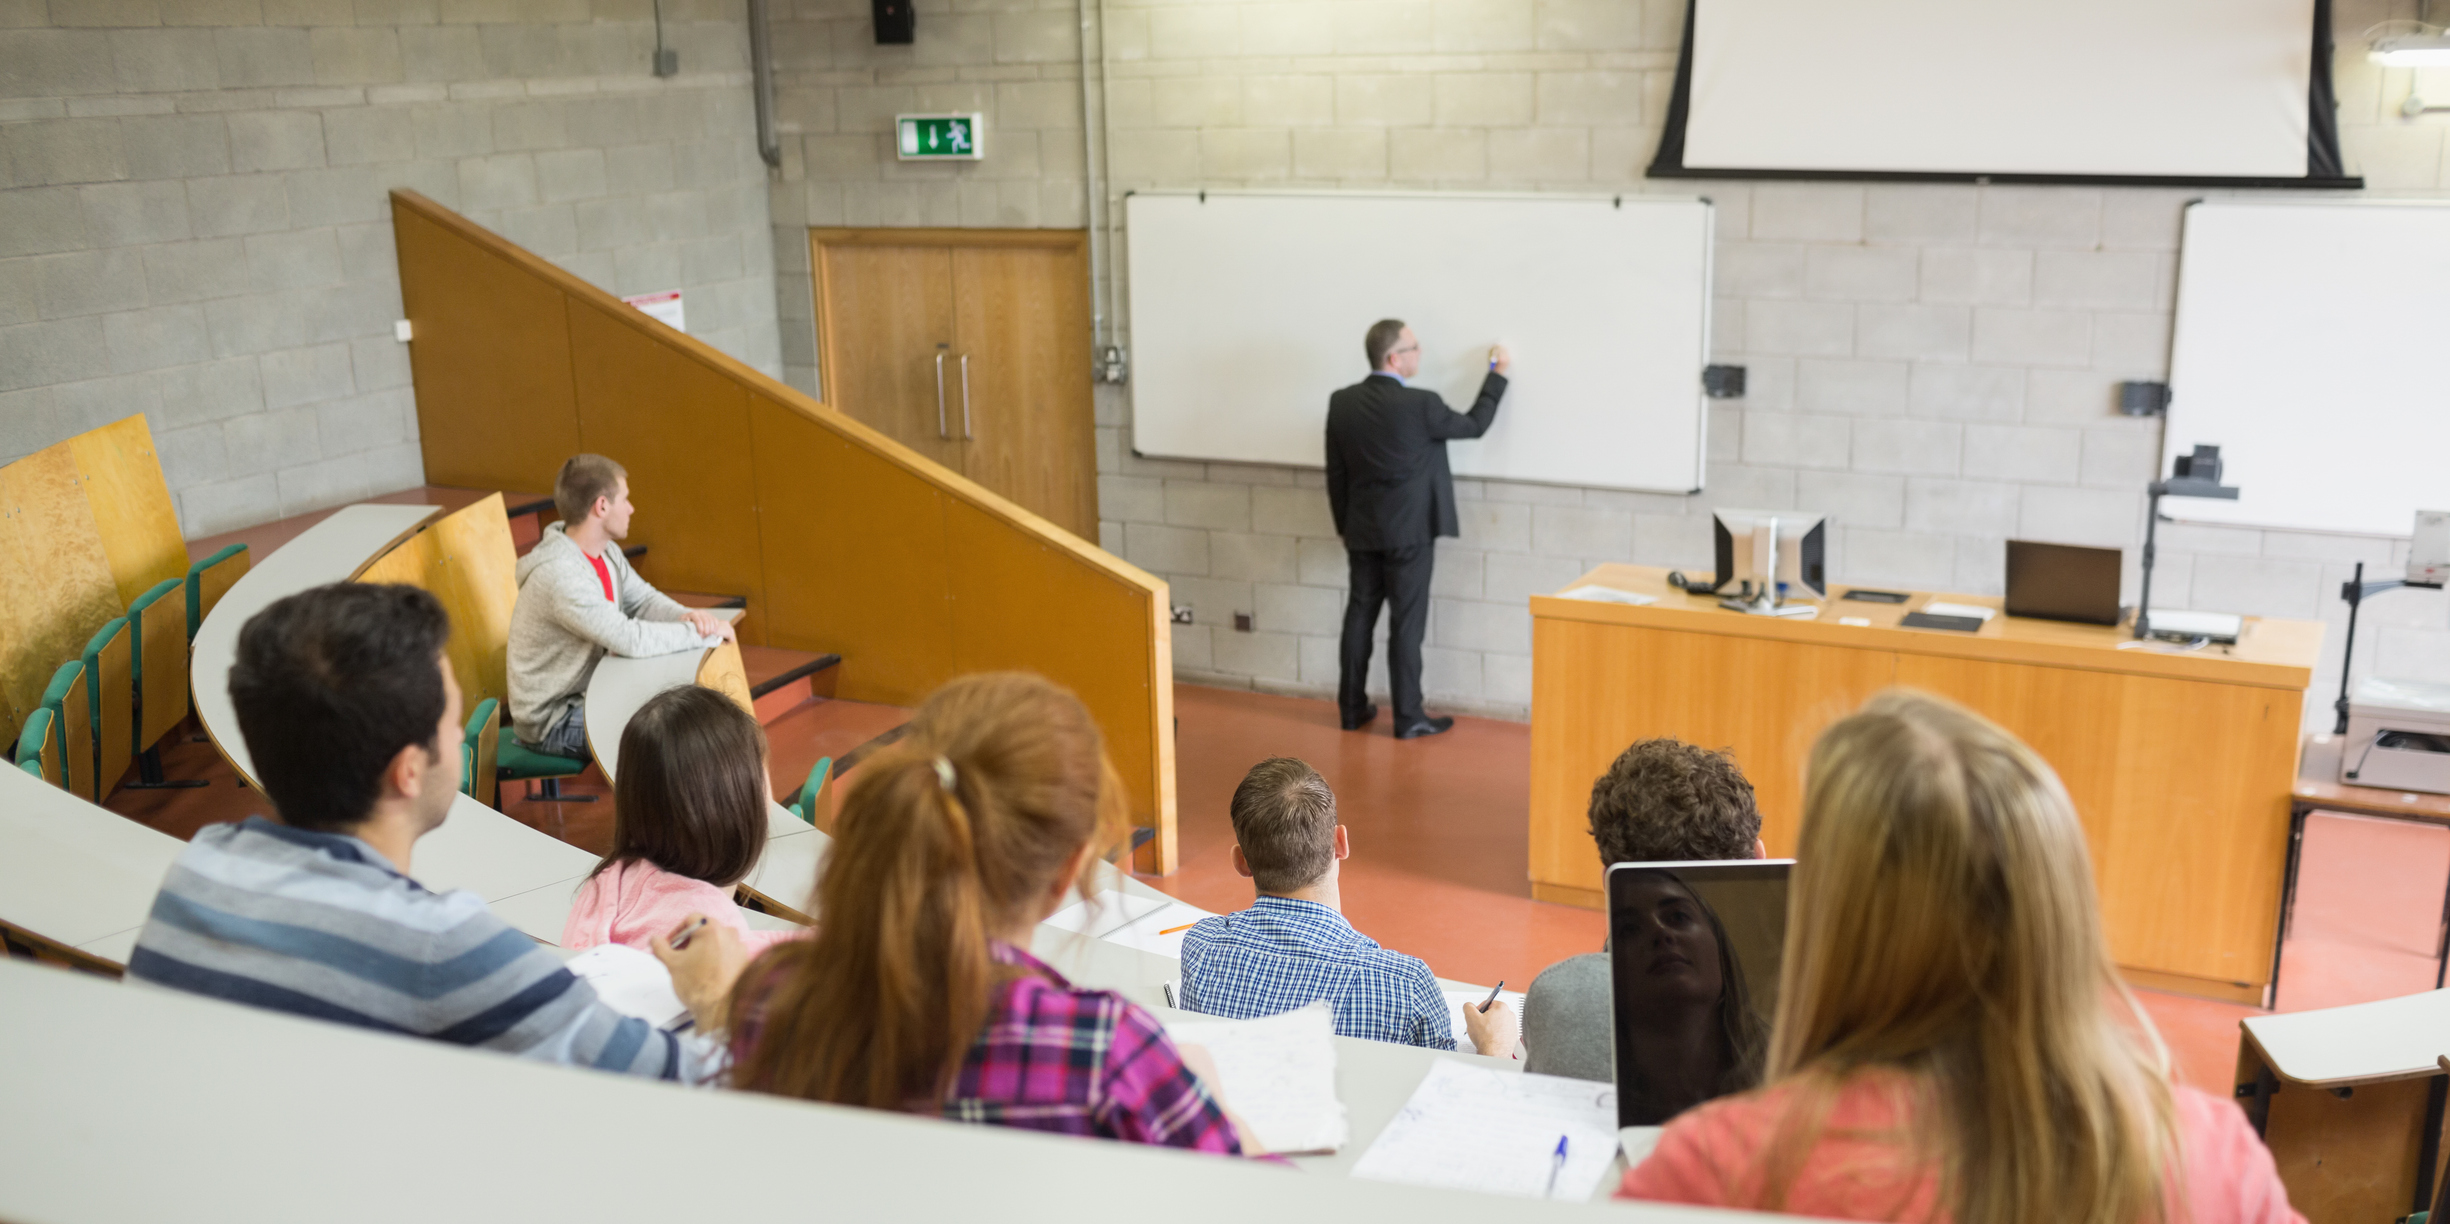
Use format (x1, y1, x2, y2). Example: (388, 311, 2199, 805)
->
(874, 0, 913, 43)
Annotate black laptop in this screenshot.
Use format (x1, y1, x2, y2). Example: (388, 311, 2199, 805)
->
(2004, 540, 2123, 626)
(1606, 859, 1792, 1129)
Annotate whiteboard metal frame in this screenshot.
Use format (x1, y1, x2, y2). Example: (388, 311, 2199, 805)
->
(1122, 188, 1714, 495)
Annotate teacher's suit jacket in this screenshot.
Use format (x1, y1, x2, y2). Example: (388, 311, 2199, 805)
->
(1324, 370, 1508, 552)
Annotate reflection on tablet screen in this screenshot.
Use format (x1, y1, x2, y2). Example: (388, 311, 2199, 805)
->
(1606, 860, 1792, 1128)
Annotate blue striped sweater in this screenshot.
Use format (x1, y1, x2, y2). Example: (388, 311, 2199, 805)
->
(128, 817, 719, 1082)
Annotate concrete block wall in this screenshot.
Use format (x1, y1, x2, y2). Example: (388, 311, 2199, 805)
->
(0, 0, 782, 537)
(767, 0, 2450, 728)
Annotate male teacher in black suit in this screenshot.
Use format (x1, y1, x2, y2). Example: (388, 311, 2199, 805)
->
(1325, 319, 1511, 740)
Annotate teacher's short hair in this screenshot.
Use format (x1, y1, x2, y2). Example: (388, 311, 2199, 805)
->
(1364, 319, 1407, 370)
(1229, 756, 1337, 892)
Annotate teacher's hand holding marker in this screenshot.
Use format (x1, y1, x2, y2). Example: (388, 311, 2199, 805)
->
(1487, 343, 1512, 375)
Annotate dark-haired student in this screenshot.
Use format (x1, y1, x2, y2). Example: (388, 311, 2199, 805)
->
(654, 672, 1254, 1154)
(1178, 757, 1518, 1058)
(562, 685, 800, 954)
(1521, 739, 1766, 1082)
(125, 583, 718, 1082)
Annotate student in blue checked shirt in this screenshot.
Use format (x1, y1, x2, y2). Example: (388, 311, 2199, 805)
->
(1178, 757, 1519, 1058)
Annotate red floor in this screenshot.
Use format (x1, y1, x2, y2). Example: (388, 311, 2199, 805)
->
(102, 679, 2449, 1099)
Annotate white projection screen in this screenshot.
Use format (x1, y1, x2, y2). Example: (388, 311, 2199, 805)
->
(2162, 200, 2450, 538)
(1125, 191, 1714, 494)
(1674, 0, 2316, 180)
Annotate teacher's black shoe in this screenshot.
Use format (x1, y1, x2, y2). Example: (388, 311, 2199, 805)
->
(1340, 703, 1378, 732)
(1393, 716, 1453, 740)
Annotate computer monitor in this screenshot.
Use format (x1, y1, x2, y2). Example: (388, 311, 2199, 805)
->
(1606, 859, 1793, 1128)
(2004, 540, 2122, 626)
(1712, 509, 1828, 615)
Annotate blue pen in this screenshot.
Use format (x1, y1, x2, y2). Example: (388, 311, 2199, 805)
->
(1544, 1134, 1569, 1198)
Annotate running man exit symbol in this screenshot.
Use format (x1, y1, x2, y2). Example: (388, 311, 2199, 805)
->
(896, 113, 986, 161)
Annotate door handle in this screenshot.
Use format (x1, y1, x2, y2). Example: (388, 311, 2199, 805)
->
(959, 353, 973, 440)
(934, 351, 948, 438)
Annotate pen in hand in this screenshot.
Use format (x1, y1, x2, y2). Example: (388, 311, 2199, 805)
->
(667, 916, 709, 951)
(1478, 979, 1506, 1012)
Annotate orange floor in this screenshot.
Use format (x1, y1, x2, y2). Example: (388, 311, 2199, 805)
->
(104, 679, 2449, 1098)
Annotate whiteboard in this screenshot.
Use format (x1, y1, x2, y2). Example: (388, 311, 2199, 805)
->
(1681, 0, 2311, 178)
(2164, 200, 2450, 537)
(1124, 191, 1713, 493)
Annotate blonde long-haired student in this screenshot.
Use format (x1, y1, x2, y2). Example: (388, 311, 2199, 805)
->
(658, 672, 1249, 1154)
(1619, 690, 2302, 1224)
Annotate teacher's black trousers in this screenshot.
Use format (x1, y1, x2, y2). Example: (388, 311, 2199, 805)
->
(1339, 543, 1434, 725)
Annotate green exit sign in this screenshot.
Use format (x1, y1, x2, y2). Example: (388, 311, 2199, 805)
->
(896, 113, 985, 161)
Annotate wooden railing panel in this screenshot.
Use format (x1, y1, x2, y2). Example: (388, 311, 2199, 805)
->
(0, 447, 124, 746)
(566, 301, 768, 621)
(746, 394, 955, 707)
(395, 206, 582, 495)
(947, 500, 1177, 871)
(66, 416, 185, 611)
(390, 190, 1180, 869)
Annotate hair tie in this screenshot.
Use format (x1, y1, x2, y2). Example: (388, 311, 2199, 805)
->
(932, 756, 957, 792)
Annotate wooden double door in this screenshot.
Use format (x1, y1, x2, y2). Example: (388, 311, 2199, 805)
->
(811, 229, 1097, 540)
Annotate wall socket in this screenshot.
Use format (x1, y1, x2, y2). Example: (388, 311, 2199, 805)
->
(1233, 612, 1253, 632)
(1170, 605, 1193, 624)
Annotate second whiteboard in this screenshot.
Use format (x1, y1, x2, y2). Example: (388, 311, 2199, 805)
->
(1125, 191, 1714, 493)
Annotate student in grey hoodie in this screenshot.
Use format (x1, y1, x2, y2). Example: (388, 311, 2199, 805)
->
(508, 454, 735, 757)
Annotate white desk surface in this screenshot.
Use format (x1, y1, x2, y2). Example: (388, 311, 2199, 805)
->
(1, 960, 1743, 1224)
(2242, 989, 2450, 1086)
(581, 606, 741, 789)
(0, 764, 183, 959)
(191, 503, 441, 784)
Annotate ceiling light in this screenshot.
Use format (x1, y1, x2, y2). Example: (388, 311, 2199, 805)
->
(2370, 31, 2450, 66)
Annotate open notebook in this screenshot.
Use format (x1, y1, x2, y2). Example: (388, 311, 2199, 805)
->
(563, 944, 691, 1031)
(1353, 1060, 1618, 1200)
(1163, 1002, 1349, 1154)
(1043, 890, 1217, 959)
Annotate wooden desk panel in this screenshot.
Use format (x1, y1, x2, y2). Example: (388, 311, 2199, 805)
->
(1530, 564, 2319, 1000)
(1528, 616, 1895, 908)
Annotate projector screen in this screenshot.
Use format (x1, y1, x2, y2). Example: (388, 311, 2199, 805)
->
(1651, 0, 2350, 186)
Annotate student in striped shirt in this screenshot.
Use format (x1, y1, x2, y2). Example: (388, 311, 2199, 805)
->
(126, 582, 719, 1083)
(661, 672, 1252, 1154)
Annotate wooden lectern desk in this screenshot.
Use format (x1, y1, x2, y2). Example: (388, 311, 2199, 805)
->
(1529, 564, 2321, 1004)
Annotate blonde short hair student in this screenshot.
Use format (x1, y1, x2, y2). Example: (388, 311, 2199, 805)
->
(673, 672, 1248, 1154)
(1619, 691, 2302, 1224)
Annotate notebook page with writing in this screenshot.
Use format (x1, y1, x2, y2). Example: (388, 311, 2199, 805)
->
(563, 944, 690, 1030)
(1351, 1059, 1618, 1199)
(1442, 988, 1525, 1056)
(1164, 1002, 1349, 1154)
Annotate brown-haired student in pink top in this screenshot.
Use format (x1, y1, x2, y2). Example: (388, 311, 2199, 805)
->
(1620, 690, 2303, 1224)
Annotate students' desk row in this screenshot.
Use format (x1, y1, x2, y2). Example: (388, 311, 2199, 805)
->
(0, 959, 1711, 1224)
(2237, 988, 2450, 1223)
(189, 502, 602, 943)
(0, 761, 182, 966)
(1529, 563, 2322, 1005)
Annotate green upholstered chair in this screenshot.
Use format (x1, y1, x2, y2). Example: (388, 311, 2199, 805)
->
(125, 578, 202, 790)
(80, 618, 131, 798)
(789, 756, 834, 825)
(462, 698, 500, 804)
(185, 543, 249, 640)
(495, 710, 590, 805)
(14, 707, 59, 786)
(40, 660, 92, 802)
(17, 758, 42, 780)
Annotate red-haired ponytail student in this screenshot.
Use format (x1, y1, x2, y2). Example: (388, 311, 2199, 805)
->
(656, 672, 1250, 1154)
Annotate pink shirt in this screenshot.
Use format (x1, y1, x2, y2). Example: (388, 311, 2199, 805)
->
(562, 859, 802, 955)
(1620, 1069, 2303, 1224)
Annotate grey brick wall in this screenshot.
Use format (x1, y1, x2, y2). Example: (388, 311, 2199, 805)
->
(0, 0, 782, 537)
(767, 0, 2446, 729)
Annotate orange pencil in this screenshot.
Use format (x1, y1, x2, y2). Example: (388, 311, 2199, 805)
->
(1157, 921, 1198, 935)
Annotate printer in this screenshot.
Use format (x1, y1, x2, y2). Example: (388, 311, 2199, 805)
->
(2340, 676, 2450, 796)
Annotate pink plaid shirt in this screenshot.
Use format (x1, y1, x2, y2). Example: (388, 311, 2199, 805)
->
(733, 941, 1243, 1154)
